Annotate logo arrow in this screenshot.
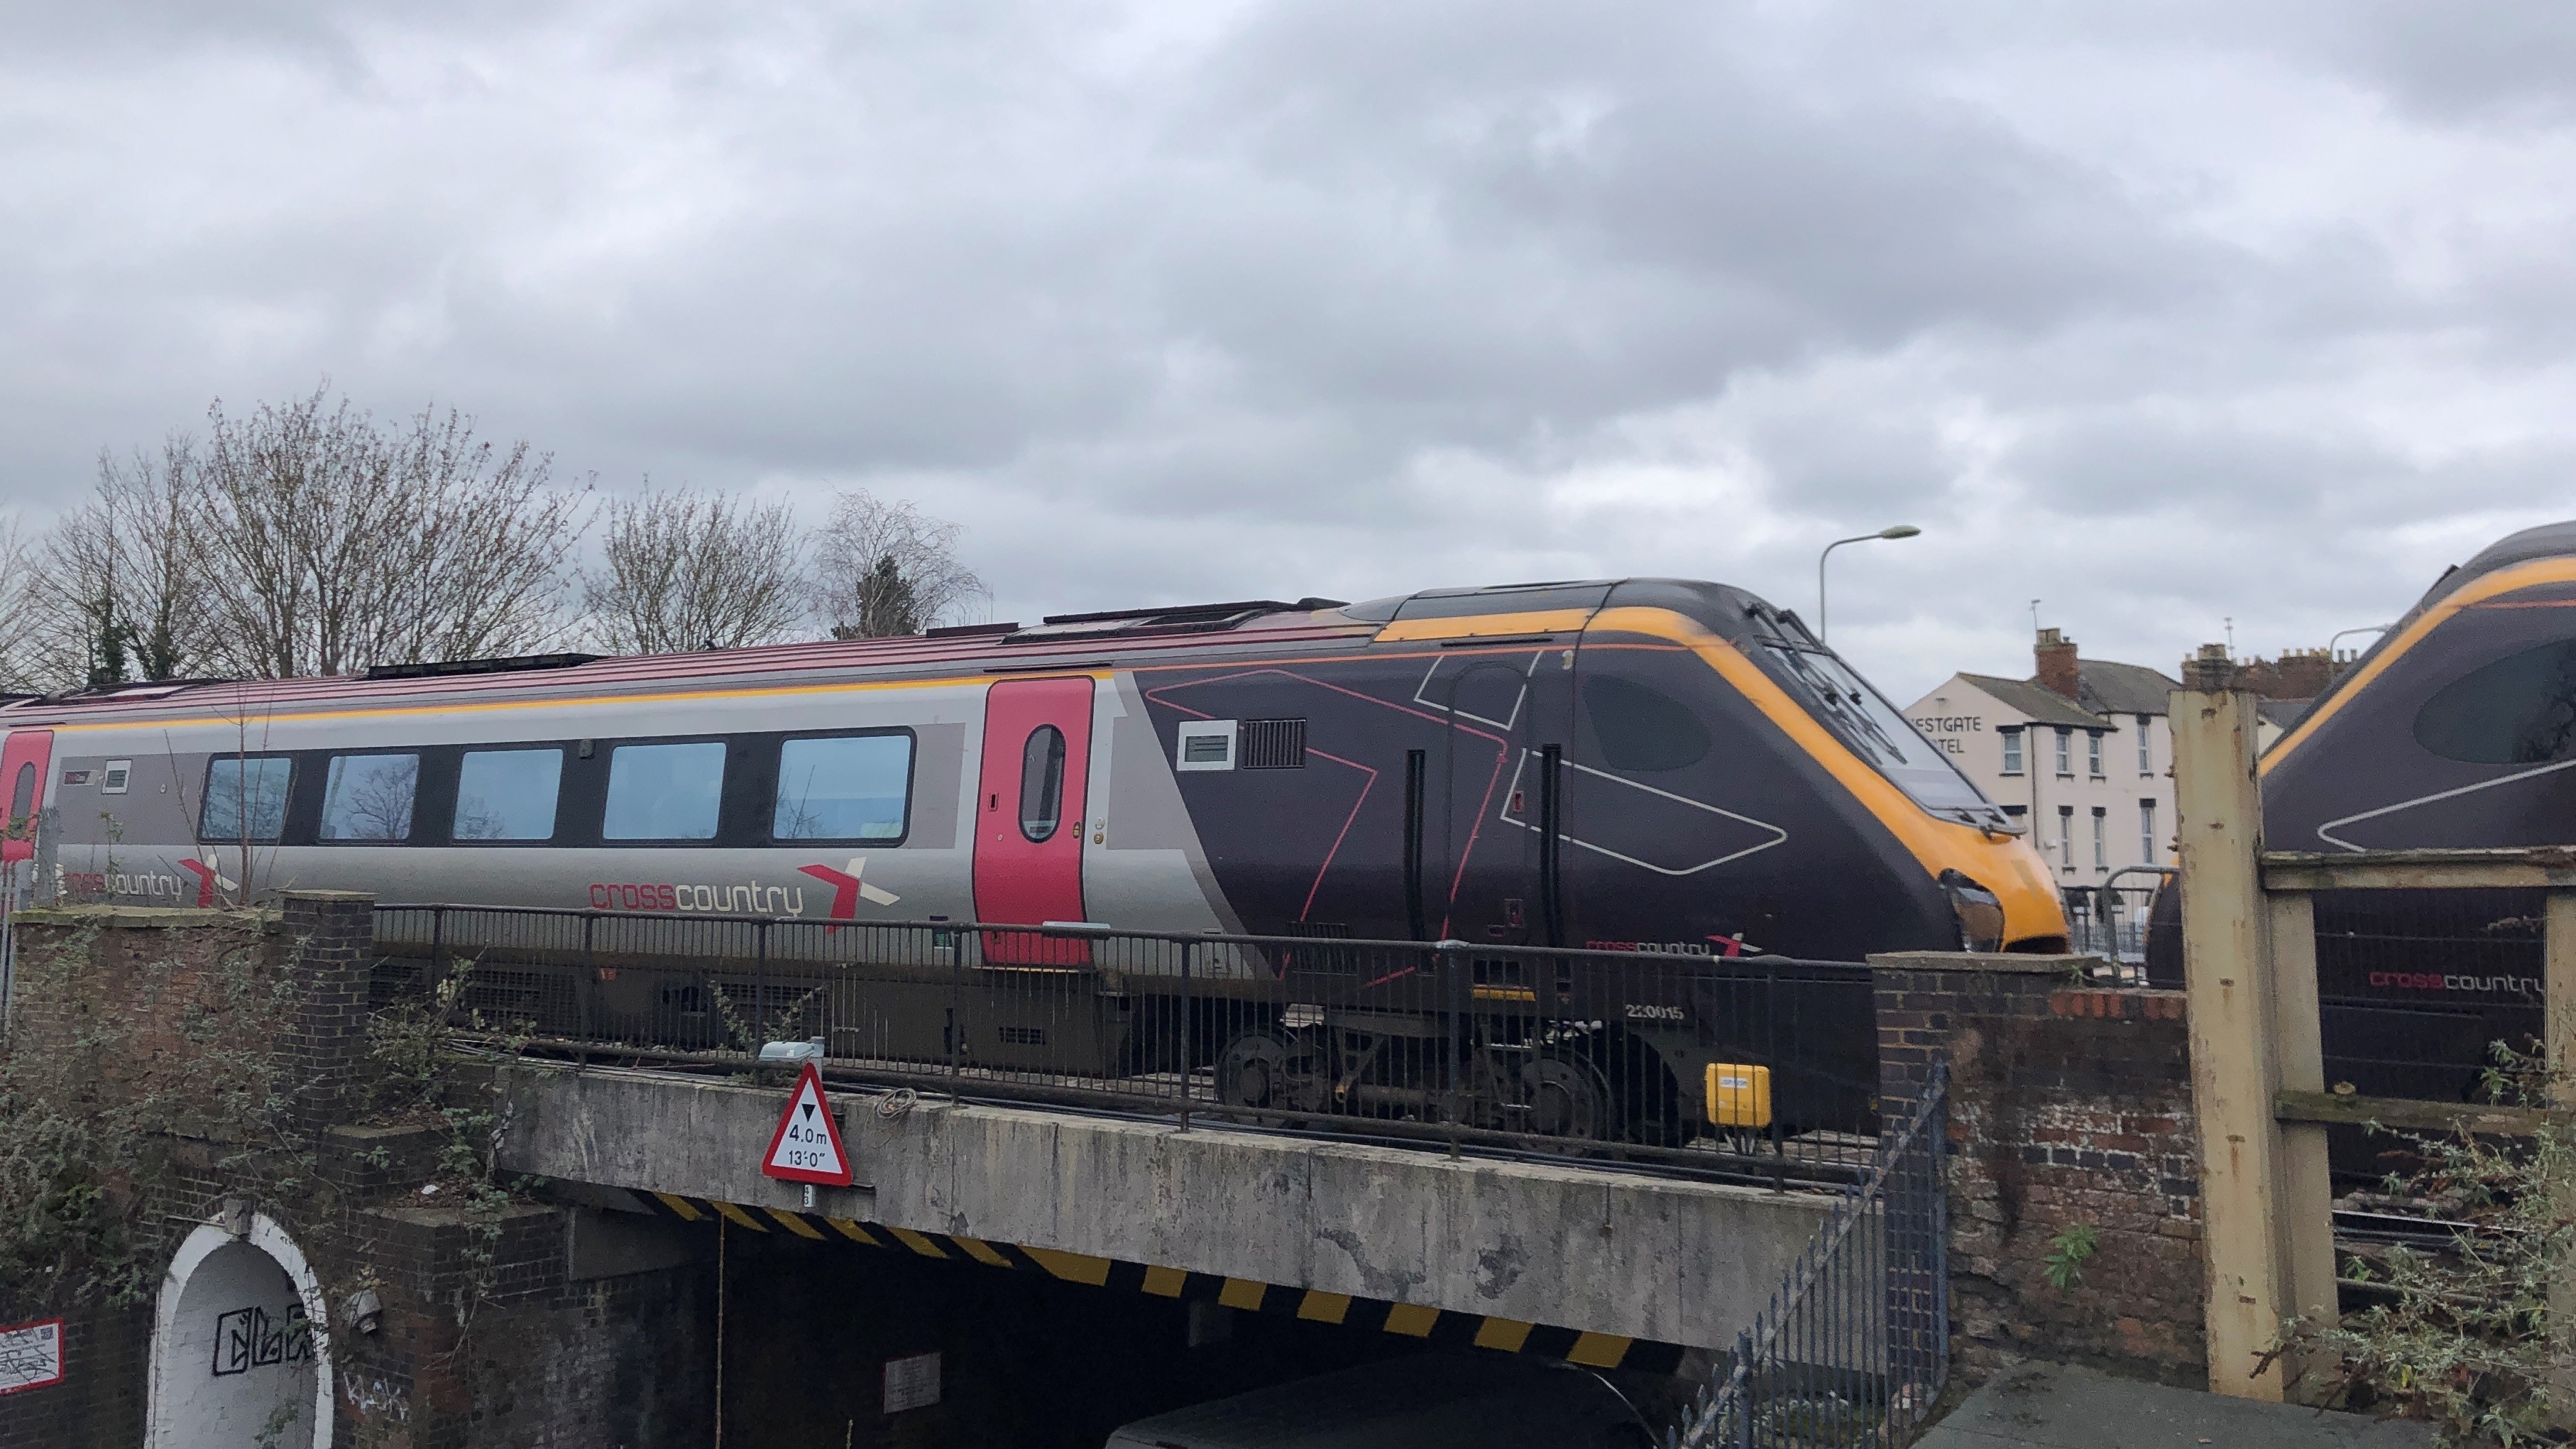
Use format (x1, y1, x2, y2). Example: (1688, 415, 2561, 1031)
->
(797, 857, 900, 931)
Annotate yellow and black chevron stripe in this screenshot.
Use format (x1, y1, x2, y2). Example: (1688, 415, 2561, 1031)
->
(636, 1191, 1684, 1374)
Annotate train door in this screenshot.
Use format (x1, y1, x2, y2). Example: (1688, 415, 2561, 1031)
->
(1433, 647, 1577, 946)
(972, 677, 1094, 965)
(1, 730, 53, 867)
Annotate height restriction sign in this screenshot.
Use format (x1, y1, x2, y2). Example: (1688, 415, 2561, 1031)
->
(762, 1061, 854, 1186)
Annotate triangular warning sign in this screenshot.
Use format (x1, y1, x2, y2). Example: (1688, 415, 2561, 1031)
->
(761, 1061, 853, 1186)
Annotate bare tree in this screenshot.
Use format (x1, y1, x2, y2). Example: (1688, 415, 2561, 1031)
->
(191, 386, 590, 677)
(0, 518, 37, 692)
(810, 489, 989, 638)
(580, 486, 806, 655)
(361, 405, 592, 668)
(14, 439, 212, 691)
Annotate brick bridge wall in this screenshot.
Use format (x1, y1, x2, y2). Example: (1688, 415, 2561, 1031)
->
(0, 895, 712, 1449)
(1872, 953, 2208, 1388)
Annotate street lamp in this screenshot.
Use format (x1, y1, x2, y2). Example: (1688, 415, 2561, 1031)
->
(1816, 525, 1922, 642)
(2328, 623, 2395, 657)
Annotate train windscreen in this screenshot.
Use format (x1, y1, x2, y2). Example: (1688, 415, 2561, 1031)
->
(1756, 636, 2003, 825)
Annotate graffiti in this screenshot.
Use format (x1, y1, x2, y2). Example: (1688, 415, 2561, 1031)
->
(210, 1302, 310, 1377)
(343, 1373, 412, 1423)
(0, 1318, 65, 1396)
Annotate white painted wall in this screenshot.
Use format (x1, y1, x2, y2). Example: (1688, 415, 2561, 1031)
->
(149, 1217, 332, 1449)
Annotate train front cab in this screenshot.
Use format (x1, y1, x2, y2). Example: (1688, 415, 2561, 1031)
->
(2260, 535, 2576, 1145)
(1438, 584, 2063, 1144)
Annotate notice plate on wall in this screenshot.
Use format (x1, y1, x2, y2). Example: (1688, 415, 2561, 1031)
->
(883, 1351, 941, 1414)
(0, 1318, 65, 1396)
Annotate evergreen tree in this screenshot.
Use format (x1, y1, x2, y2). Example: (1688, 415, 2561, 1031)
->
(84, 581, 127, 690)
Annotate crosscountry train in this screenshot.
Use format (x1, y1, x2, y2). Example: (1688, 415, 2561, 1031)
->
(2260, 520, 2576, 1110)
(0, 579, 2063, 1137)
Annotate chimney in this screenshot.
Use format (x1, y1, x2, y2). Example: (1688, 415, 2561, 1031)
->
(2274, 648, 2331, 701)
(2181, 643, 2234, 692)
(2035, 627, 2080, 701)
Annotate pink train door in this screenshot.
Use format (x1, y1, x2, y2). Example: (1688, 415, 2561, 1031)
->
(1, 731, 53, 865)
(972, 677, 1093, 965)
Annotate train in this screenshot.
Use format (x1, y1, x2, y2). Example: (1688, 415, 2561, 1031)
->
(2258, 520, 2576, 1112)
(0, 578, 2064, 1140)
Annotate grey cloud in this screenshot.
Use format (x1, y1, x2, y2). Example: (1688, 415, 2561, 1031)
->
(4, 0, 2574, 707)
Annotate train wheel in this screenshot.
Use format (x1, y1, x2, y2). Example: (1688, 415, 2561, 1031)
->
(1520, 1054, 1613, 1139)
(1216, 1030, 1323, 1114)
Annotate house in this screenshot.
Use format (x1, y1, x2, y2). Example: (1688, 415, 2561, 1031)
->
(1904, 628, 2180, 885)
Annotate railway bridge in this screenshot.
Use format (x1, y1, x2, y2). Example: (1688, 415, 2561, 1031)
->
(493, 1055, 1836, 1363)
(396, 897, 1903, 1371)
(1, 891, 1991, 1448)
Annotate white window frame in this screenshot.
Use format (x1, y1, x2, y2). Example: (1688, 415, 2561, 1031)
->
(2058, 805, 2074, 868)
(2141, 800, 2158, 862)
(2136, 716, 2154, 775)
(1175, 720, 1237, 772)
(2087, 731, 2103, 779)
(2000, 728, 2024, 775)
(2091, 807, 2106, 868)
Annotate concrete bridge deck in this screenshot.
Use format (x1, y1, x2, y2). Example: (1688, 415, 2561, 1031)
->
(493, 1061, 1841, 1355)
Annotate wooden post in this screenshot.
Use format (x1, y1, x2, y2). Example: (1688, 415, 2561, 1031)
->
(2548, 892, 2576, 1100)
(2267, 890, 2337, 1400)
(2171, 672, 2288, 1399)
(2545, 892, 2576, 1422)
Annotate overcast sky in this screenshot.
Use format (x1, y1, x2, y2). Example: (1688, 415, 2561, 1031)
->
(6, 1, 2575, 701)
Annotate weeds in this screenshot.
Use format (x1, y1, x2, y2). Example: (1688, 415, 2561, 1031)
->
(2267, 1042, 2576, 1446)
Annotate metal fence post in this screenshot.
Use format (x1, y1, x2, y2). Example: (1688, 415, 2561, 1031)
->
(753, 919, 770, 1065)
(1440, 939, 1464, 1157)
(1734, 1329, 1755, 1449)
(578, 911, 599, 1046)
(427, 905, 446, 1002)
(1178, 937, 1195, 1133)
(936, 914, 961, 1103)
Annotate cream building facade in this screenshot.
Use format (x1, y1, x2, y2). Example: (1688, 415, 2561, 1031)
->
(1902, 630, 2180, 889)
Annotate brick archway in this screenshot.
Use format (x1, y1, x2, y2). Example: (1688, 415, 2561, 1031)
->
(146, 1212, 334, 1449)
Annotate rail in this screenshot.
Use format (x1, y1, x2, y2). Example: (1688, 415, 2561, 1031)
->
(369, 903, 1884, 1186)
(1668, 1063, 1949, 1448)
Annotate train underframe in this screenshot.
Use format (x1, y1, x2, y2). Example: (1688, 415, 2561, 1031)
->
(395, 944, 1868, 1148)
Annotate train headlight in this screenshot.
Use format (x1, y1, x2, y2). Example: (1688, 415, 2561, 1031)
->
(1938, 870, 2005, 953)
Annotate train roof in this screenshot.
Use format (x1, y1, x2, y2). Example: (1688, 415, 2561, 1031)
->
(2262, 518, 2576, 753)
(0, 576, 1791, 729)
(2431, 519, 2576, 605)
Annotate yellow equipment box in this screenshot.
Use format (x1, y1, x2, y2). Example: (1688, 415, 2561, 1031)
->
(1704, 1062, 1772, 1129)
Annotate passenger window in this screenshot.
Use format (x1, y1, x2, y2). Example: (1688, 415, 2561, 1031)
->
(455, 748, 564, 841)
(6, 762, 33, 838)
(1019, 726, 1065, 842)
(603, 742, 728, 840)
(774, 735, 912, 841)
(2415, 639, 2576, 764)
(200, 756, 293, 842)
(319, 753, 420, 841)
(1582, 675, 1711, 772)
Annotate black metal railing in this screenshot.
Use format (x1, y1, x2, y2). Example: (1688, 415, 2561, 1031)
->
(370, 904, 1882, 1185)
(2063, 873, 2169, 969)
(1668, 1063, 1949, 1449)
